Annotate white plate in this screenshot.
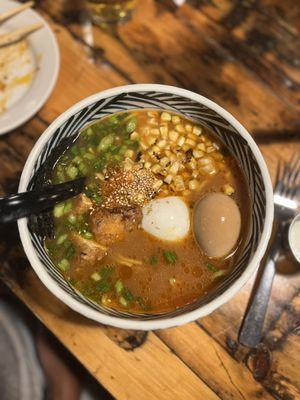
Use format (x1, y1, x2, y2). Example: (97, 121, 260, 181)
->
(0, 0, 59, 135)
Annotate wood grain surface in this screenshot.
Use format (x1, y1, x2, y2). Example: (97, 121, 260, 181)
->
(0, 1, 299, 399)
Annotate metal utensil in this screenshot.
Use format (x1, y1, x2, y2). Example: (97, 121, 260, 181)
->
(289, 213, 300, 262)
(239, 153, 300, 348)
(0, 177, 85, 224)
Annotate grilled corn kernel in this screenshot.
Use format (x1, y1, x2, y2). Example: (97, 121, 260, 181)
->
(172, 115, 181, 124)
(140, 142, 148, 150)
(124, 149, 134, 159)
(151, 128, 160, 136)
(188, 179, 199, 190)
(151, 164, 161, 174)
(160, 126, 168, 139)
(164, 174, 173, 184)
(169, 161, 180, 175)
(223, 184, 235, 195)
(187, 159, 197, 170)
(175, 124, 185, 133)
(186, 138, 196, 147)
(206, 146, 215, 153)
(130, 131, 140, 140)
(147, 136, 157, 146)
(144, 161, 151, 169)
(157, 139, 167, 148)
(161, 112, 172, 121)
(199, 157, 211, 166)
(160, 157, 170, 167)
(185, 124, 192, 132)
(193, 126, 202, 136)
(187, 132, 198, 141)
(153, 179, 163, 191)
(177, 136, 185, 146)
(152, 145, 160, 154)
(173, 175, 185, 191)
(200, 164, 217, 175)
(147, 111, 158, 118)
(169, 130, 179, 142)
(193, 149, 204, 159)
(197, 143, 206, 151)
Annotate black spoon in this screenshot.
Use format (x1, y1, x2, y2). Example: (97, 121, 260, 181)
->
(0, 177, 85, 224)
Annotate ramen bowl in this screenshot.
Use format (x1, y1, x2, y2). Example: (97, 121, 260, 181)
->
(18, 84, 273, 330)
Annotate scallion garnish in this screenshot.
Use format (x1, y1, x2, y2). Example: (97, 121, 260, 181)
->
(163, 251, 178, 264)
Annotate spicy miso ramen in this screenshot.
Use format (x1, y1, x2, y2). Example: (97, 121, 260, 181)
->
(45, 110, 250, 313)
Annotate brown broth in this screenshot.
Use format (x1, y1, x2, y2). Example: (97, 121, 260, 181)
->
(46, 109, 250, 314)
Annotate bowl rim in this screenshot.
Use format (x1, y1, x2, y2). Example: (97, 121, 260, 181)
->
(18, 84, 274, 330)
(0, 0, 60, 135)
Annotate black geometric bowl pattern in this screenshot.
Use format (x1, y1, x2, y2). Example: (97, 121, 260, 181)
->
(25, 91, 266, 320)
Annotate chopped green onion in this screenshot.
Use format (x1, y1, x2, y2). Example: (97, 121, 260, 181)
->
(70, 146, 79, 156)
(163, 251, 178, 264)
(82, 231, 93, 240)
(97, 134, 114, 151)
(108, 114, 119, 125)
(79, 147, 87, 156)
(91, 272, 101, 281)
(150, 255, 158, 265)
(115, 279, 124, 294)
(53, 203, 65, 218)
(66, 165, 78, 179)
(119, 296, 128, 307)
(126, 117, 137, 134)
(72, 155, 83, 165)
(205, 262, 219, 273)
(58, 258, 70, 271)
(112, 154, 123, 162)
(63, 200, 72, 213)
(56, 233, 68, 245)
(64, 244, 75, 260)
(67, 214, 77, 224)
(96, 280, 112, 293)
(100, 265, 114, 279)
(86, 127, 93, 136)
(136, 297, 151, 311)
(213, 269, 227, 278)
(123, 288, 134, 301)
(78, 162, 88, 175)
(83, 153, 96, 160)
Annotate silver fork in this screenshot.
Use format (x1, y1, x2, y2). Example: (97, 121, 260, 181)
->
(239, 152, 300, 348)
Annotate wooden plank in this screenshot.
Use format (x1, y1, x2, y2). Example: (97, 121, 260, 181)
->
(0, 2, 299, 399)
(35, 1, 300, 137)
(1, 267, 220, 400)
(186, 0, 300, 36)
(173, 4, 300, 109)
(37, 16, 128, 122)
(157, 323, 275, 400)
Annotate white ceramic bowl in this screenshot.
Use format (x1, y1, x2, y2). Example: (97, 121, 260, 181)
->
(0, 0, 59, 135)
(18, 84, 274, 330)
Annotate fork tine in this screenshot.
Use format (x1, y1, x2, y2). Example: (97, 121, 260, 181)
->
(287, 157, 300, 187)
(274, 158, 284, 187)
(289, 152, 299, 171)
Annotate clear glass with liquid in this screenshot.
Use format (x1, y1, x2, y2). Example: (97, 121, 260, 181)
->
(86, 0, 139, 25)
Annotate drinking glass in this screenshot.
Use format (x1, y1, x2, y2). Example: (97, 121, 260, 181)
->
(86, 0, 139, 25)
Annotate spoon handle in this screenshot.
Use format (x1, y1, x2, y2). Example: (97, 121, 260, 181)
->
(238, 225, 281, 348)
(0, 178, 85, 224)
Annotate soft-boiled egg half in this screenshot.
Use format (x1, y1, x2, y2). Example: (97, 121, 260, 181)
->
(141, 196, 190, 241)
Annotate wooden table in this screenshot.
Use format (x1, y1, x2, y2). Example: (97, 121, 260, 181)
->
(0, 1, 300, 399)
